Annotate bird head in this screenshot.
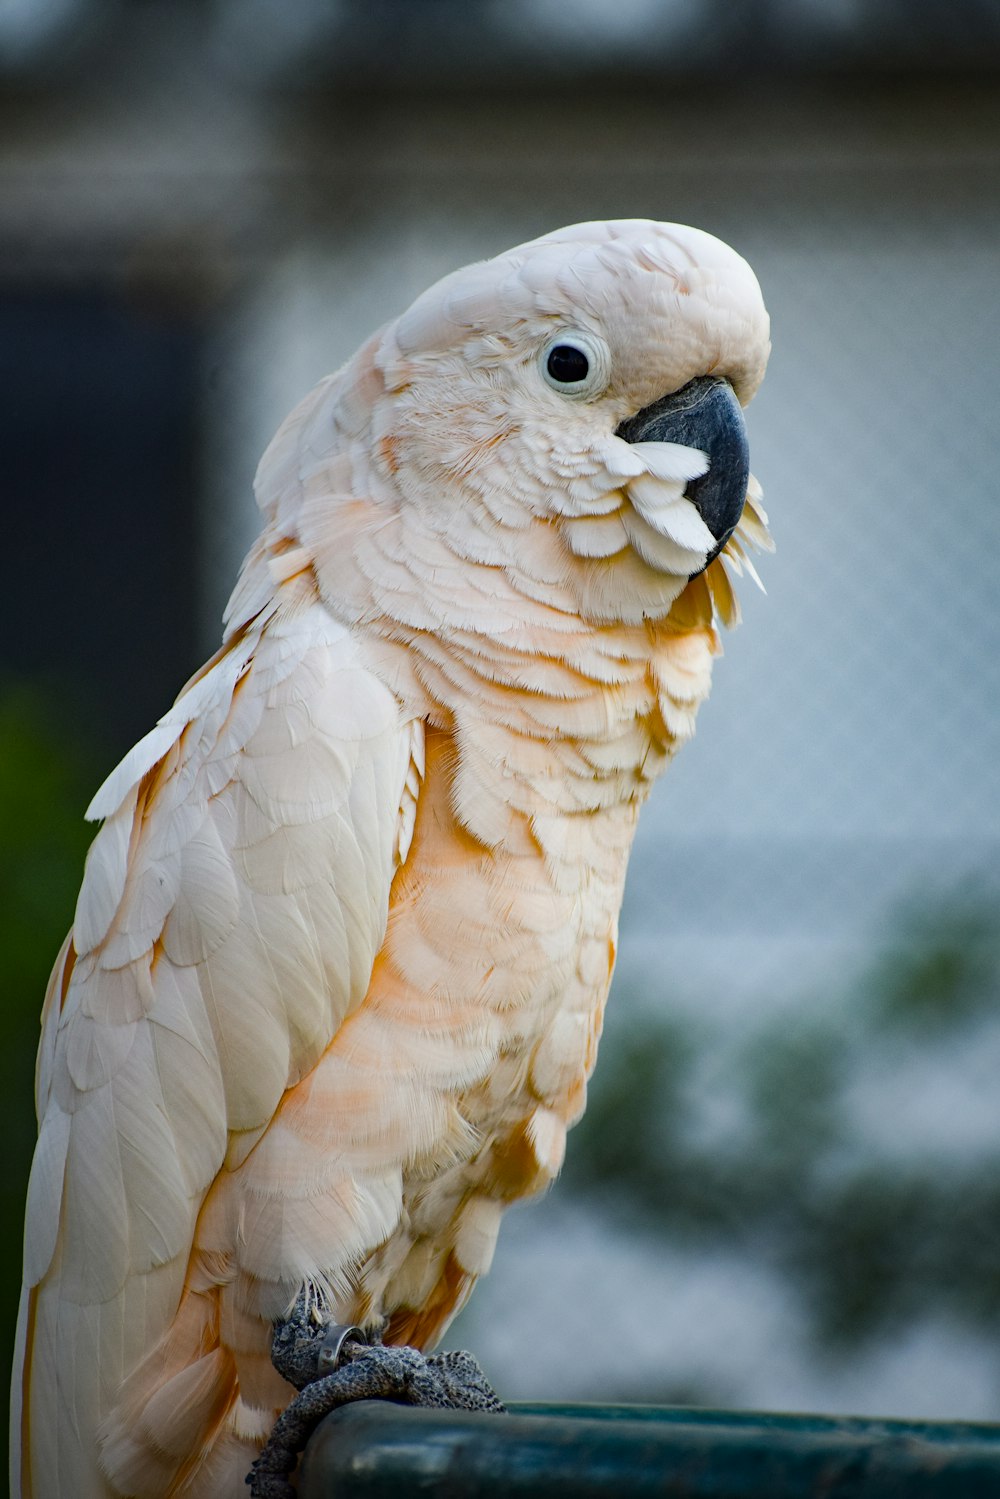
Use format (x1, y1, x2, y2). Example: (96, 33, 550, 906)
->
(253, 219, 771, 638)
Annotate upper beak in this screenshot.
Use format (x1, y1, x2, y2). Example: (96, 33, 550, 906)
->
(616, 375, 750, 571)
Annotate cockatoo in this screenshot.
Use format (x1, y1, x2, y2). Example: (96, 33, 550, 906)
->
(11, 219, 771, 1497)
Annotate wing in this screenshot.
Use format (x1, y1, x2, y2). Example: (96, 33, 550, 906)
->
(12, 585, 423, 1499)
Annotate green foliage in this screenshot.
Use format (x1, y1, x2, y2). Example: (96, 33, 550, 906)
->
(565, 898, 1000, 1357)
(565, 1019, 693, 1202)
(0, 685, 97, 994)
(870, 899, 999, 1032)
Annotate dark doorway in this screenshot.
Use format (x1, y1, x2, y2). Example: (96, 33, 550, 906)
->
(1, 283, 204, 761)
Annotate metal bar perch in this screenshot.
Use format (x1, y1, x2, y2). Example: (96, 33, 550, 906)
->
(299, 1400, 1000, 1498)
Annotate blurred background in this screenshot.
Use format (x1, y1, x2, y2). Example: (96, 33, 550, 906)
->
(4, 0, 1000, 1448)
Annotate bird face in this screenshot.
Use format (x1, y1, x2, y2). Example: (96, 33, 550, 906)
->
(272, 220, 771, 642)
(379, 220, 769, 591)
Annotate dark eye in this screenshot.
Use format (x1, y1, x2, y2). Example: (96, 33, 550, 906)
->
(546, 344, 590, 384)
(539, 331, 610, 399)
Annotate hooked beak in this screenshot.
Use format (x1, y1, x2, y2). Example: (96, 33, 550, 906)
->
(616, 375, 750, 572)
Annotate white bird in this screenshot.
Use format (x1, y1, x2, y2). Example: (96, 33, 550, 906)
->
(11, 218, 771, 1497)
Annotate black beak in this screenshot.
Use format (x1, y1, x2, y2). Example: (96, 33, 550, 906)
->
(616, 376, 750, 570)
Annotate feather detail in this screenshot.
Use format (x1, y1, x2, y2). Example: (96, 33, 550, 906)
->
(619, 505, 711, 576)
(626, 474, 715, 553)
(627, 440, 708, 484)
(706, 555, 741, 629)
(72, 801, 134, 956)
(22, 1110, 71, 1288)
(564, 511, 630, 560)
(727, 473, 773, 577)
(85, 722, 181, 825)
(453, 1196, 504, 1277)
(668, 571, 715, 630)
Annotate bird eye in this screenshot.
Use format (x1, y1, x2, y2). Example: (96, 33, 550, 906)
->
(539, 332, 610, 399)
(547, 345, 589, 384)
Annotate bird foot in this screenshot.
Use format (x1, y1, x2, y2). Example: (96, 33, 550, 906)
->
(247, 1290, 505, 1497)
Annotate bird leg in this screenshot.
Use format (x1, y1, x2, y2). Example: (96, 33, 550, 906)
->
(247, 1288, 506, 1497)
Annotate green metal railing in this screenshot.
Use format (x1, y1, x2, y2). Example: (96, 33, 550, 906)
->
(299, 1400, 1000, 1497)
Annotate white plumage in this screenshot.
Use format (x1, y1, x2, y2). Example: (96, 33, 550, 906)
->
(12, 219, 770, 1497)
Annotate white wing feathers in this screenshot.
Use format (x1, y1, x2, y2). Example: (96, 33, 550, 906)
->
(17, 593, 421, 1499)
